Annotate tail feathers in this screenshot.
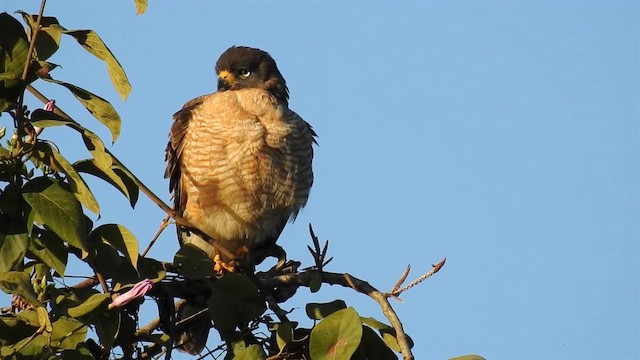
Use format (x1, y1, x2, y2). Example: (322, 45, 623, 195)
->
(176, 302, 211, 355)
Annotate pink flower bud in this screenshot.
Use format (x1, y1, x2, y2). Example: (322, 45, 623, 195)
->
(33, 100, 56, 137)
(44, 99, 56, 112)
(109, 278, 153, 309)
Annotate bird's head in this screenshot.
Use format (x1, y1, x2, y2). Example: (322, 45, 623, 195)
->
(215, 46, 289, 105)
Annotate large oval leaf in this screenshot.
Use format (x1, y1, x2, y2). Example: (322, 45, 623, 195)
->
(74, 159, 138, 207)
(67, 293, 110, 318)
(22, 177, 87, 251)
(306, 300, 347, 320)
(0, 232, 28, 272)
(90, 223, 139, 269)
(61, 29, 131, 101)
(0, 271, 42, 307)
(29, 142, 100, 215)
(28, 230, 68, 276)
(309, 307, 363, 360)
(208, 273, 266, 332)
(42, 77, 122, 142)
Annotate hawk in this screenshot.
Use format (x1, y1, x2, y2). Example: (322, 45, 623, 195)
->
(164, 46, 315, 354)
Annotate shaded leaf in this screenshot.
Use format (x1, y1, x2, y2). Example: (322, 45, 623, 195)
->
(41, 78, 121, 142)
(94, 311, 119, 350)
(306, 300, 347, 320)
(29, 142, 100, 215)
(36, 306, 53, 336)
(31, 109, 111, 171)
(22, 177, 87, 251)
(61, 29, 131, 101)
(360, 317, 414, 352)
(309, 307, 362, 360)
(360, 326, 398, 360)
(0, 12, 29, 91)
(16, 11, 61, 61)
(276, 322, 294, 351)
(59, 345, 94, 360)
(0, 271, 42, 307)
(50, 287, 99, 317)
(134, 0, 148, 15)
(74, 159, 138, 207)
(208, 273, 266, 332)
(174, 244, 214, 279)
(0, 313, 39, 343)
(28, 230, 68, 276)
(0, 232, 28, 272)
(90, 224, 138, 269)
(67, 293, 110, 318)
(228, 341, 266, 360)
(51, 316, 87, 349)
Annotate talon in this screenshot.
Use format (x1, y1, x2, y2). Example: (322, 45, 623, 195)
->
(213, 254, 236, 273)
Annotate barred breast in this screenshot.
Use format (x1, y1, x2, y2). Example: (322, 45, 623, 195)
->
(178, 88, 314, 258)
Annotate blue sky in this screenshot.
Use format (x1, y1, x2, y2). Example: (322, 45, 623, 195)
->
(1, 1, 638, 359)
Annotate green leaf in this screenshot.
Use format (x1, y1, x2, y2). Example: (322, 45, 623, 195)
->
(41, 78, 122, 142)
(0, 232, 28, 272)
(208, 273, 266, 332)
(16, 11, 62, 61)
(90, 224, 139, 269)
(228, 341, 267, 360)
(22, 177, 88, 251)
(306, 300, 347, 320)
(0, 12, 29, 91)
(59, 345, 95, 360)
(94, 311, 119, 350)
(275, 322, 294, 351)
(51, 317, 87, 349)
(67, 293, 110, 318)
(360, 326, 398, 360)
(360, 317, 414, 352)
(134, 0, 148, 15)
(50, 288, 99, 317)
(448, 356, 487, 360)
(0, 271, 42, 307)
(36, 306, 53, 334)
(74, 159, 138, 207)
(309, 307, 362, 360)
(31, 110, 130, 202)
(28, 231, 68, 276)
(30, 142, 100, 215)
(61, 29, 131, 101)
(174, 244, 214, 279)
(0, 313, 39, 343)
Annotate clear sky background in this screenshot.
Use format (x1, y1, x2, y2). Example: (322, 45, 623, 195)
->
(1, 1, 638, 359)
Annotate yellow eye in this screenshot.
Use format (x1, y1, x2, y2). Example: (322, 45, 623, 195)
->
(239, 69, 252, 78)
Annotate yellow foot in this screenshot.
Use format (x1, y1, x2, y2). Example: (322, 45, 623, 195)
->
(213, 254, 237, 273)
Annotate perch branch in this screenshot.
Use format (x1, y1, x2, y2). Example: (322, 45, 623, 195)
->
(263, 269, 434, 360)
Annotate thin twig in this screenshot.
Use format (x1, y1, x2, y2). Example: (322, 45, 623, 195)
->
(387, 258, 446, 299)
(263, 270, 422, 360)
(389, 265, 411, 298)
(142, 215, 171, 257)
(19, 0, 47, 81)
(14, 0, 47, 135)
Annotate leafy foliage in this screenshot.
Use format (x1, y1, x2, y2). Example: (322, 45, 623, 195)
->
(0, 3, 458, 360)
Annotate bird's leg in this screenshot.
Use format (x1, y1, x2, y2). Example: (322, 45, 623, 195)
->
(213, 254, 237, 273)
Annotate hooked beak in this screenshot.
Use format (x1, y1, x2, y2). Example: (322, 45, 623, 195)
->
(217, 70, 234, 90)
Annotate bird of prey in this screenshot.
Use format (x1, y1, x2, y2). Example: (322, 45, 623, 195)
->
(164, 46, 315, 354)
